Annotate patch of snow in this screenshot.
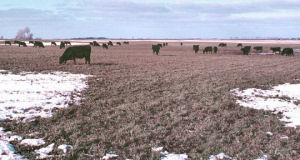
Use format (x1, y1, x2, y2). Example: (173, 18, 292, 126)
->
(0, 127, 23, 142)
(0, 70, 91, 121)
(35, 143, 55, 159)
(152, 146, 163, 152)
(20, 138, 45, 146)
(266, 132, 273, 136)
(101, 153, 118, 160)
(58, 144, 73, 153)
(231, 83, 300, 128)
(280, 136, 289, 140)
(0, 140, 25, 159)
(161, 151, 188, 160)
(254, 154, 268, 160)
(209, 153, 235, 160)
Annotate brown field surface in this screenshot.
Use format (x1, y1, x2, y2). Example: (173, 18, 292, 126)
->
(0, 40, 300, 159)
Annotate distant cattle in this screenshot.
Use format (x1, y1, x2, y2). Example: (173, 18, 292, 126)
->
(270, 47, 281, 54)
(64, 41, 71, 45)
(281, 48, 294, 56)
(219, 43, 227, 47)
(34, 41, 45, 48)
(117, 42, 121, 45)
(123, 41, 129, 44)
(254, 46, 263, 52)
(152, 45, 161, 55)
(237, 43, 243, 47)
(213, 46, 218, 54)
(19, 41, 27, 47)
(181, 42, 183, 46)
(29, 41, 34, 44)
(108, 41, 113, 46)
(92, 41, 100, 46)
(241, 46, 251, 55)
(157, 43, 163, 48)
(102, 43, 108, 49)
(60, 42, 65, 49)
(59, 45, 91, 64)
(89, 42, 93, 45)
(51, 42, 57, 46)
(203, 46, 213, 54)
(4, 41, 11, 46)
(193, 45, 199, 54)
(14, 40, 20, 45)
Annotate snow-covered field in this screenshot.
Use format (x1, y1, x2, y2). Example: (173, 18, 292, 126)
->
(232, 83, 300, 128)
(0, 70, 90, 159)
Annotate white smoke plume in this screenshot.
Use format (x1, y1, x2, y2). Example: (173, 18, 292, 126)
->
(15, 27, 34, 40)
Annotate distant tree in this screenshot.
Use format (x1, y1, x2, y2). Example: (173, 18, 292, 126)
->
(15, 27, 34, 40)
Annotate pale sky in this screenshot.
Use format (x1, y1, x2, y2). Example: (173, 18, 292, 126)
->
(1, 0, 300, 39)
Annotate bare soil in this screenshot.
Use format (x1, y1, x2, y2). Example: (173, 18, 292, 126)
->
(0, 40, 300, 159)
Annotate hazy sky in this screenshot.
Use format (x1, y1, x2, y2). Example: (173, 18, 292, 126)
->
(1, 0, 300, 39)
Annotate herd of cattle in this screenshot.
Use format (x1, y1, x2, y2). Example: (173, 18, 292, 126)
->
(2, 40, 296, 64)
(152, 42, 294, 56)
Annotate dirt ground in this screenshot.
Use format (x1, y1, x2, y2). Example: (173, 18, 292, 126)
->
(0, 40, 300, 159)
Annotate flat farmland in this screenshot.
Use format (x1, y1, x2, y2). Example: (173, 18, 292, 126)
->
(0, 40, 300, 159)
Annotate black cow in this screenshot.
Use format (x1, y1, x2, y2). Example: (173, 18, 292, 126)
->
(181, 42, 183, 46)
(19, 41, 27, 47)
(241, 46, 251, 55)
(51, 42, 57, 46)
(117, 42, 121, 45)
(270, 47, 281, 54)
(102, 43, 108, 49)
(254, 46, 263, 52)
(193, 45, 199, 54)
(59, 45, 91, 64)
(237, 43, 243, 47)
(123, 41, 129, 44)
(152, 45, 161, 55)
(213, 46, 218, 54)
(64, 41, 71, 45)
(281, 48, 294, 56)
(4, 41, 11, 46)
(14, 40, 20, 45)
(219, 43, 227, 47)
(29, 41, 34, 44)
(108, 41, 113, 46)
(93, 41, 100, 46)
(60, 42, 65, 49)
(34, 41, 45, 48)
(203, 46, 213, 54)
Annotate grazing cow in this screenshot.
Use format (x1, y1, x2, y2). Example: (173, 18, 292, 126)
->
(157, 43, 162, 48)
(59, 45, 91, 64)
(93, 41, 100, 46)
(102, 43, 108, 49)
(281, 48, 294, 56)
(237, 43, 243, 47)
(193, 45, 199, 54)
(4, 41, 11, 46)
(254, 46, 263, 52)
(29, 41, 34, 44)
(270, 47, 281, 54)
(152, 45, 161, 55)
(34, 41, 45, 48)
(123, 41, 129, 44)
(60, 42, 65, 49)
(14, 40, 20, 46)
(51, 42, 57, 46)
(64, 41, 71, 45)
(108, 41, 113, 46)
(241, 46, 251, 55)
(117, 42, 121, 45)
(19, 41, 27, 47)
(181, 42, 183, 46)
(219, 43, 227, 47)
(213, 46, 218, 54)
(203, 46, 213, 54)
(89, 42, 93, 45)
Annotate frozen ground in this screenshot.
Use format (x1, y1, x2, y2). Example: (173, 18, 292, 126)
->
(0, 70, 90, 159)
(231, 83, 300, 128)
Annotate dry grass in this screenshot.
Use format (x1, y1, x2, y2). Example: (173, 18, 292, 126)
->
(0, 41, 300, 159)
